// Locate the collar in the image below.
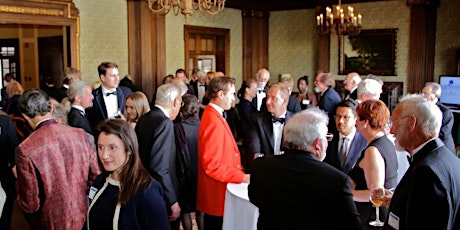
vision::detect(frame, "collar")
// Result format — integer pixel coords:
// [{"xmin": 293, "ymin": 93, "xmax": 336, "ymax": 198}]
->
[
  {"xmin": 209, "ymin": 103, "xmax": 224, "ymax": 117},
  {"xmin": 272, "ymin": 111, "xmax": 287, "ymax": 119},
  {"xmin": 101, "ymin": 86, "xmax": 117, "ymax": 95},
  {"xmin": 72, "ymin": 105, "xmax": 85, "ymax": 113},
  {"xmin": 35, "ymin": 118, "xmax": 57, "ymax": 130},
  {"xmin": 412, "ymin": 137, "xmax": 437, "ymax": 156},
  {"xmin": 339, "ymin": 127, "xmax": 356, "ymax": 140},
  {"xmin": 155, "ymin": 105, "xmax": 170, "ymax": 119}
]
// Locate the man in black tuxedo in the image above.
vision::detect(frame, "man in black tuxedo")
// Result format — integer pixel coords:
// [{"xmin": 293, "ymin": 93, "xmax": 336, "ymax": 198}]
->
[
  {"xmin": 343, "ymin": 72, "xmax": 361, "ymax": 100},
  {"xmin": 67, "ymin": 81, "xmax": 94, "ymax": 134},
  {"xmin": 324, "ymin": 100, "xmax": 367, "ymax": 174},
  {"xmin": 247, "ymin": 83, "xmax": 293, "ymax": 169},
  {"xmin": 384, "ymin": 94, "xmax": 460, "ymax": 229},
  {"xmin": 86, "ymin": 62, "xmax": 132, "ymax": 129},
  {"xmin": 252, "ymin": 68, "xmax": 270, "ymax": 111},
  {"xmin": 135, "ymin": 83, "xmax": 186, "ymax": 230},
  {"xmin": 0, "ymin": 114, "xmax": 19, "ymax": 229},
  {"xmin": 422, "ymin": 82, "xmax": 456, "ymax": 154},
  {"xmin": 315, "ymin": 72, "xmax": 341, "ymax": 133},
  {"xmin": 248, "ymin": 108, "xmax": 361, "ymax": 230},
  {"xmin": 191, "ymin": 70, "xmax": 207, "ymax": 117},
  {"xmin": 279, "ymin": 74, "xmax": 301, "ymax": 113}
]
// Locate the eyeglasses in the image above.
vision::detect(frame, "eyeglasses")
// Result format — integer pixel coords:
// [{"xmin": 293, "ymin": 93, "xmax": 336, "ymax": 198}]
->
[
  {"xmin": 389, "ymin": 116, "xmax": 410, "ymax": 129},
  {"xmin": 334, "ymin": 115, "xmax": 353, "ymax": 121},
  {"xmin": 325, "ymin": 133, "xmax": 333, "ymax": 141}
]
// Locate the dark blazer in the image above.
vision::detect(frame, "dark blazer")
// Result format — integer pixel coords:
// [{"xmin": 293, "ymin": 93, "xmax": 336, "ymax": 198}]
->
[
  {"xmin": 237, "ymin": 99, "xmax": 258, "ymax": 140},
  {"xmin": 248, "ymin": 149, "xmax": 361, "ymax": 230},
  {"xmin": 437, "ymin": 101, "xmax": 456, "ymax": 154},
  {"xmin": 252, "ymin": 85, "xmax": 268, "ymax": 110},
  {"xmin": 324, "ymin": 131, "xmax": 367, "ymax": 174},
  {"xmin": 385, "ymin": 138, "xmax": 460, "ymax": 230},
  {"xmin": 318, "ymin": 87, "xmax": 342, "ymax": 115},
  {"xmin": 86, "ymin": 85, "xmax": 132, "ymax": 128},
  {"xmin": 135, "ymin": 106, "xmax": 179, "ymax": 207},
  {"xmin": 246, "ymin": 110, "xmax": 293, "ymax": 158},
  {"xmin": 344, "ymin": 88, "xmax": 358, "ymax": 101},
  {"xmin": 67, "ymin": 107, "xmax": 93, "ymax": 135},
  {"xmin": 191, "ymin": 81, "xmax": 206, "ymax": 100},
  {"xmin": 287, "ymin": 95, "xmax": 301, "ymax": 113}
]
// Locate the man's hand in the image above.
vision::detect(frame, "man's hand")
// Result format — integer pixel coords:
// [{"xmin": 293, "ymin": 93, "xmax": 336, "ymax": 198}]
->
[
  {"xmin": 169, "ymin": 202, "xmax": 181, "ymax": 221},
  {"xmin": 243, "ymin": 174, "xmax": 251, "ymax": 183}
]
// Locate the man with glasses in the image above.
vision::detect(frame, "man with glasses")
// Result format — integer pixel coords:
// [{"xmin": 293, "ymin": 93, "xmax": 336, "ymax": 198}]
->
[
  {"xmin": 384, "ymin": 94, "xmax": 460, "ymax": 229},
  {"xmin": 249, "ymin": 108, "xmax": 361, "ymax": 229},
  {"xmin": 135, "ymin": 83, "xmax": 187, "ymax": 230},
  {"xmin": 324, "ymin": 100, "xmax": 367, "ymax": 174}
]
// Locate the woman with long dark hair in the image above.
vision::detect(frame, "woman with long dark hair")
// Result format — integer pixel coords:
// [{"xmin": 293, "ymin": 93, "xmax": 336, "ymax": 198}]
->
[{"xmin": 87, "ymin": 119, "xmax": 170, "ymax": 230}]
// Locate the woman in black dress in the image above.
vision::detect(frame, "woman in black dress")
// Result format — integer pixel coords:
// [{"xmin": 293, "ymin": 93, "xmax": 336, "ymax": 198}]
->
[{"xmin": 348, "ymin": 99, "xmax": 398, "ymax": 229}]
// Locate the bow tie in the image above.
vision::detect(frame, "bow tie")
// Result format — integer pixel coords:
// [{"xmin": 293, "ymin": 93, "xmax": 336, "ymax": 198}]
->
[
  {"xmin": 272, "ymin": 117, "xmax": 285, "ymax": 124},
  {"xmin": 106, "ymin": 91, "xmax": 117, "ymax": 96},
  {"xmin": 258, "ymin": 89, "xmax": 265, "ymax": 94},
  {"xmin": 199, "ymin": 84, "xmax": 206, "ymax": 87}
]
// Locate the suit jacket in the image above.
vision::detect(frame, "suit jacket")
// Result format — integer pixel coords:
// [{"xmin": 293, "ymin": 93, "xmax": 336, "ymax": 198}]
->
[
  {"xmin": 291, "ymin": 91, "xmax": 318, "ymax": 110},
  {"xmin": 191, "ymin": 81, "xmax": 206, "ymax": 100},
  {"xmin": 287, "ymin": 95, "xmax": 301, "ymax": 113},
  {"xmin": 15, "ymin": 120, "xmax": 100, "ymax": 229},
  {"xmin": 196, "ymin": 105, "xmax": 245, "ymax": 216},
  {"xmin": 248, "ymin": 149, "xmax": 361, "ymax": 230},
  {"xmin": 344, "ymin": 88, "xmax": 358, "ymax": 101},
  {"xmin": 67, "ymin": 107, "xmax": 93, "ymax": 135},
  {"xmin": 324, "ymin": 131, "xmax": 367, "ymax": 174},
  {"xmin": 318, "ymin": 87, "xmax": 342, "ymax": 115},
  {"xmin": 0, "ymin": 115, "xmax": 19, "ymax": 194},
  {"xmin": 87, "ymin": 86, "xmax": 132, "ymax": 128},
  {"xmin": 252, "ymin": 86, "xmax": 268, "ymax": 110},
  {"xmin": 246, "ymin": 110, "xmax": 293, "ymax": 165},
  {"xmin": 385, "ymin": 138, "xmax": 460, "ymax": 230},
  {"xmin": 437, "ymin": 101, "xmax": 456, "ymax": 154},
  {"xmin": 135, "ymin": 107, "xmax": 179, "ymax": 207}
]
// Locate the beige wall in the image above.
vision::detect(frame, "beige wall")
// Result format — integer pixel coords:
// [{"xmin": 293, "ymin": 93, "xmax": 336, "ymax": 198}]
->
[
  {"xmin": 165, "ymin": 8, "xmax": 243, "ymax": 87},
  {"xmin": 269, "ymin": 9, "xmax": 318, "ymax": 86},
  {"xmin": 435, "ymin": 0, "xmax": 460, "ymax": 80},
  {"xmin": 74, "ymin": 0, "xmax": 128, "ymax": 84}
]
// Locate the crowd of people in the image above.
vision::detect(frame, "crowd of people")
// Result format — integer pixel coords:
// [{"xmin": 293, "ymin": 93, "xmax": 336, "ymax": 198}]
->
[{"xmin": 1, "ymin": 63, "xmax": 460, "ymax": 230}]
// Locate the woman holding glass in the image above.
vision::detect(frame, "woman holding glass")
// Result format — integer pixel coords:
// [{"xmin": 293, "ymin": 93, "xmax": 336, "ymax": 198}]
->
[
  {"xmin": 348, "ymin": 99, "xmax": 398, "ymax": 229},
  {"xmin": 87, "ymin": 119, "xmax": 170, "ymax": 230}
]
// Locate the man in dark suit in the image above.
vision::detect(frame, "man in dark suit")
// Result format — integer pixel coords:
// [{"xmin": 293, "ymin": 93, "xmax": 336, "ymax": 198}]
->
[
  {"xmin": 422, "ymin": 82, "xmax": 456, "ymax": 154},
  {"xmin": 247, "ymin": 83, "xmax": 293, "ymax": 166},
  {"xmin": 279, "ymin": 74, "xmax": 301, "ymax": 113},
  {"xmin": 191, "ymin": 70, "xmax": 207, "ymax": 117},
  {"xmin": 315, "ymin": 72, "xmax": 341, "ymax": 132},
  {"xmin": 324, "ymin": 100, "xmax": 367, "ymax": 174},
  {"xmin": 86, "ymin": 62, "xmax": 132, "ymax": 129},
  {"xmin": 175, "ymin": 68, "xmax": 194, "ymax": 95},
  {"xmin": 248, "ymin": 108, "xmax": 361, "ymax": 230},
  {"xmin": 135, "ymin": 83, "xmax": 186, "ymax": 230},
  {"xmin": 0, "ymin": 114, "xmax": 19, "ymax": 229},
  {"xmin": 343, "ymin": 72, "xmax": 361, "ymax": 100},
  {"xmin": 384, "ymin": 94, "xmax": 460, "ymax": 229},
  {"xmin": 67, "ymin": 81, "xmax": 94, "ymax": 134},
  {"xmin": 252, "ymin": 68, "xmax": 270, "ymax": 111}
]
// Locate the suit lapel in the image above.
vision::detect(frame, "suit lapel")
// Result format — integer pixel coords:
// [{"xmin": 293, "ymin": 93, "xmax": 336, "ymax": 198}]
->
[
  {"xmin": 208, "ymin": 106, "xmax": 236, "ymax": 149},
  {"xmin": 116, "ymin": 87, "xmax": 124, "ymax": 113},
  {"xmin": 94, "ymin": 87, "xmax": 108, "ymax": 118},
  {"xmin": 262, "ymin": 113, "xmax": 275, "ymax": 150}
]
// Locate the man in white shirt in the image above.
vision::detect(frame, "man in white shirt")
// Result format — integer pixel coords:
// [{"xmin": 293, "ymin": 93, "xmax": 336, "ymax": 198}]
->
[{"xmin": 252, "ymin": 68, "xmax": 270, "ymax": 111}]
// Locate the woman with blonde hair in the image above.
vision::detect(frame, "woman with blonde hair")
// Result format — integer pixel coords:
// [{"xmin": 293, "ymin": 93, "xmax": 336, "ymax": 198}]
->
[
  {"xmin": 124, "ymin": 92, "xmax": 150, "ymax": 128},
  {"xmin": 6, "ymin": 81, "xmax": 24, "ymax": 116}
]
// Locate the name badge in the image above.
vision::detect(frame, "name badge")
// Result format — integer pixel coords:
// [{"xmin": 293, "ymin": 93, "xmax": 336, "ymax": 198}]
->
[
  {"xmin": 88, "ymin": 187, "xmax": 98, "ymax": 200},
  {"xmin": 302, "ymin": 99, "xmax": 310, "ymax": 105},
  {"xmin": 388, "ymin": 211, "xmax": 400, "ymax": 229}
]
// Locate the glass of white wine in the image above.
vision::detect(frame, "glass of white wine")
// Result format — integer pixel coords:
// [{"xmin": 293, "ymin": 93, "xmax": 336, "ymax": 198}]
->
[{"xmin": 369, "ymin": 184, "xmax": 385, "ymax": 227}]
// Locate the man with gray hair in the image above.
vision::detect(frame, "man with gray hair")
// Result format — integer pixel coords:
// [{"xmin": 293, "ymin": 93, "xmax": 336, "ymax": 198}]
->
[
  {"xmin": 67, "ymin": 80, "xmax": 94, "ymax": 134},
  {"xmin": 248, "ymin": 108, "xmax": 361, "ymax": 229},
  {"xmin": 384, "ymin": 94, "xmax": 460, "ymax": 229},
  {"xmin": 135, "ymin": 83, "xmax": 186, "ymax": 230},
  {"xmin": 343, "ymin": 72, "xmax": 361, "ymax": 100},
  {"xmin": 422, "ymin": 82, "xmax": 456, "ymax": 154},
  {"xmin": 356, "ymin": 78, "xmax": 383, "ymax": 102},
  {"xmin": 15, "ymin": 89, "xmax": 100, "ymax": 229},
  {"xmin": 253, "ymin": 68, "xmax": 270, "ymax": 111}
]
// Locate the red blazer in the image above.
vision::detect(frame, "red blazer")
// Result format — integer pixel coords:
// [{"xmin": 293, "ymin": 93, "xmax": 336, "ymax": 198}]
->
[{"xmin": 197, "ymin": 105, "xmax": 245, "ymax": 216}]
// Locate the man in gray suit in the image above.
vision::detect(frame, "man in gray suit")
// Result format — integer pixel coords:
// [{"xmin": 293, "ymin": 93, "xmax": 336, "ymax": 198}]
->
[{"xmin": 384, "ymin": 94, "xmax": 460, "ymax": 229}]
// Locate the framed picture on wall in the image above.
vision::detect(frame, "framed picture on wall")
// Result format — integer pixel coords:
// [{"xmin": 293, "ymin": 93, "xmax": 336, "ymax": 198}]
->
[
  {"xmin": 339, "ymin": 29, "xmax": 397, "ymax": 76},
  {"xmin": 197, "ymin": 55, "xmax": 216, "ymax": 73}
]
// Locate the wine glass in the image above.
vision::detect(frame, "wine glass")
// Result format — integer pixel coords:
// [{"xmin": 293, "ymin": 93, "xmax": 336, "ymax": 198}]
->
[{"xmin": 369, "ymin": 184, "xmax": 385, "ymax": 227}]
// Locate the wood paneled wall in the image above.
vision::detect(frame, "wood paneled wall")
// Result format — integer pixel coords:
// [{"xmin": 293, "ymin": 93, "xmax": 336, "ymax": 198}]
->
[{"xmin": 242, "ymin": 9, "xmax": 269, "ymax": 80}]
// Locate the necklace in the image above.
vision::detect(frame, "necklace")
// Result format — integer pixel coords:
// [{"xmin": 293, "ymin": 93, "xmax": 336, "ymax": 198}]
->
[{"xmin": 368, "ymin": 131, "xmax": 384, "ymax": 144}]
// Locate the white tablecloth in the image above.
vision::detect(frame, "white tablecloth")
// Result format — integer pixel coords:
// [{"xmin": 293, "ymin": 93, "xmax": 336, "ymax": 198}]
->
[{"xmin": 222, "ymin": 182, "xmax": 259, "ymax": 230}]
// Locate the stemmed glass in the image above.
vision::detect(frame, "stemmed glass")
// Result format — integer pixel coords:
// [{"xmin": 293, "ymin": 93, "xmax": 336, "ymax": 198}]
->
[{"xmin": 369, "ymin": 184, "xmax": 385, "ymax": 227}]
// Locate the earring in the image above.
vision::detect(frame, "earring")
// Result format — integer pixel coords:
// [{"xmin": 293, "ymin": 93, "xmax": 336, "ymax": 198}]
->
[{"xmin": 364, "ymin": 124, "xmax": 367, "ymax": 128}]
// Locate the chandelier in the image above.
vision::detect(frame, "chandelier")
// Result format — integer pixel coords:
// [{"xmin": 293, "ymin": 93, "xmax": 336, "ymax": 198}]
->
[
  {"xmin": 146, "ymin": 0, "xmax": 225, "ymax": 23},
  {"xmin": 316, "ymin": 0, "xmax": 362, "ymax": 36}
]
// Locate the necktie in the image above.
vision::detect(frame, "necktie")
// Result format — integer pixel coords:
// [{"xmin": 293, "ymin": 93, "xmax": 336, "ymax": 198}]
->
[
  {"xmin": 106, "ymin": 91, "xmax": 117, "ymax": 96},
  {"xmin": 222, "ymin": 111, "xmax": 227, "ymax": 120},
  {"xmin": 272, "ymin": 117, "xmax": 285, "ymax": 124},
  {"xmin": 339, "ymin": 137, "xmax": 349, "ymax": 167}
]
